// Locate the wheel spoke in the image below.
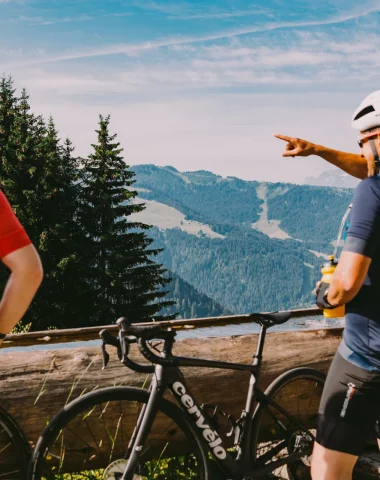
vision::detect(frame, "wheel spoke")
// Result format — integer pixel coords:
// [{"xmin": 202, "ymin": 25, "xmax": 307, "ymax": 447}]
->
[
  {"xmin": 253, "ymin": 371, "xmax": 325, "ymax": 480},
  {"xmin": 31, "ymin": 389, "xmax": 206, "ymax": 479},
  {"xmin": 0, "ymin": 412, "xmax": 28, "ymax": 479}
]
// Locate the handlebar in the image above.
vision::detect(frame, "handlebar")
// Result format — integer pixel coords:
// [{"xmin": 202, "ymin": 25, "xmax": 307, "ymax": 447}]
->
[
  {"xmin": 99, "ymin": 327, "xmax": 155, "ymax": 374},
  {"xmin": 116, "ymin": 317, "xmax": 178, "ymax": 367},
  {"xmin": 116, "ymin": 317, "xmax": 172, "ymax": 341},
  {"xmin": 100, "ymin": 317, "xmax": 179, "ymax": 372}
]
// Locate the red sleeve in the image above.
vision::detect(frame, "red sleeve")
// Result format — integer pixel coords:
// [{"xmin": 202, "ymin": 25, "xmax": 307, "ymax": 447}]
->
[{"xmin": 0, "ymin": 191, "xmax": 32, "ymax": 258}]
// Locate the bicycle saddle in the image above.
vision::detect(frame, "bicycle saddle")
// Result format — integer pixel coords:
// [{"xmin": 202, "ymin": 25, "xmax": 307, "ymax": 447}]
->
[{"xmin": 258, "ymin": 311, "xmax": 291, "ymax": 325}]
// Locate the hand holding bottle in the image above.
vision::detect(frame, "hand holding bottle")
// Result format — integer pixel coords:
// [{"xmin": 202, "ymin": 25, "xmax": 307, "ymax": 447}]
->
[{"xmin": 316, "ymin": 256, "xmax": 345, "ymax": 318}]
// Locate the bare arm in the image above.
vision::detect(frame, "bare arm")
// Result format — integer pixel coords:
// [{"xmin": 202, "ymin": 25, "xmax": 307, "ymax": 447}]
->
[
  {"xmin": 327, "ymin": 251, "xmax": 371, "ymax": 306},
  {"xmin": 314, "ymin": 145, "xmax": 367, "ymax": 180},
  {"xmin": 0, "ymin": 244, "xmax": 43, "ymax": 339},
  {"xmin": 275, "ymin": 134, "xmax": 368, "ymax": 180}
]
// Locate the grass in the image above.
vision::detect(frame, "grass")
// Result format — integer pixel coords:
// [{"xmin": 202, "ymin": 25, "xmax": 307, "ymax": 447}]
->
[{"xmin": 44, "ymin": 453, "xmax": 202, "ymax": 479}]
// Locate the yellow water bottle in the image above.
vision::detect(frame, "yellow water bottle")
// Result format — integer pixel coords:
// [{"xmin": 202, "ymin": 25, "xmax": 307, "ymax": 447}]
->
[{"xmin": 320, "ymin": 255, "xmax": 345, "ymax": 318}]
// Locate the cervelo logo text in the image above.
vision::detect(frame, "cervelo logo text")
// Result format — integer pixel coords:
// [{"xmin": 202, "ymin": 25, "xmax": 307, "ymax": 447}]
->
[{"xmin": 173, "ymin": 381, "xmax": 227, "ymax": 460}]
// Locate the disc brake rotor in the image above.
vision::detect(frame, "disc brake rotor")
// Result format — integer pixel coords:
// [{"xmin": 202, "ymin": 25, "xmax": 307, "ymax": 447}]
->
[{"xmin": 103, "ymin": 459, "xmax": 143, "ymax": 480}]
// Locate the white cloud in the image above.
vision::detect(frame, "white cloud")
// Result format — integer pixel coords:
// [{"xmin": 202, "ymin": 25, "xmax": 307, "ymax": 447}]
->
[
  {"xmin": 131, "ymin": 0, "xmax": 186, "ymax": 15},
  {"xmin": 2, "ymin": 13, "xmax": 94, "ymax": 25},
  {"xmin": 9, "ymin": 31, "xmax": 380, "ymax": 98},
  {"xmin": 6, "ymin": 4, "xmax": 380, "ymax": 67},
  {"xmin": 25, "ymin": 72, "xmax": 138, "ymax": 94},
  {"xmin": 168, "ymin": 8, "xmax": 272, "ymax": 20}
]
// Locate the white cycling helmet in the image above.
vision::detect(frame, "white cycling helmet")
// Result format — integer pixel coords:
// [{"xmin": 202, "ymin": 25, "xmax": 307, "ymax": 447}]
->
[{"xmin": 352, "ymin": 90, "xmax": 380, "ymax": 131}]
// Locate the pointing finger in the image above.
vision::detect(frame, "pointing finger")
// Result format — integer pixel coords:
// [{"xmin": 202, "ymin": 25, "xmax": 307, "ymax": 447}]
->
[{"xmin": 274, "ymin": 134, "xmax": 294, "ymax": 142}]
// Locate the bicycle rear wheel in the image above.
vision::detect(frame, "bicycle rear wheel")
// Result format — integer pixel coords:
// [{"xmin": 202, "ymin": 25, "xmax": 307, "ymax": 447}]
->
[
  {"xmin": 0, "ymin": 405, "xmax": 29, "ymax": 479},
  {"xmin": 251, "ymin": 367, "xmax": 325, "ymax": 480},
  {"xmin": 28, "ymin": 386, "xmax": 209, "ymax": 480}
]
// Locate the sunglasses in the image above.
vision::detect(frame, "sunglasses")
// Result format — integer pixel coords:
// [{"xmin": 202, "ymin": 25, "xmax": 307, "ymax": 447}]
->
[{"xmin": 357, "ymin": 128, "xmax": 380, "ymax": 148}]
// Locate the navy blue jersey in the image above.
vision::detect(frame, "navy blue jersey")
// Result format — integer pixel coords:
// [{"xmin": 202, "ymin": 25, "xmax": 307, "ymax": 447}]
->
[{"xmin": 342, "ymin": 176, "xmax": 380, "ymax": 369}]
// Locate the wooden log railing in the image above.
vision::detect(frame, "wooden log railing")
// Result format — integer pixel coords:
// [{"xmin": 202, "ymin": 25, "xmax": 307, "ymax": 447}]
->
[{"xmin": 1, "ymin": 307, "xmax": 324, "ymax": 349}]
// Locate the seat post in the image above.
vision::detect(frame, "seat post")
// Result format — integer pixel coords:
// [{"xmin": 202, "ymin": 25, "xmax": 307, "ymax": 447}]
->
[
  {"xmin": 252, "ymin": 322, "xmax": 268, "ymax": 367},
  {"xmin": 244, "ymin": 322, "xmax": 268, "ymax": 415}
]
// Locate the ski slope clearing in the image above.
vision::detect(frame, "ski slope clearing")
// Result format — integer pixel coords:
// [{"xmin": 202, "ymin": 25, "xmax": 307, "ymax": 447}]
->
[{"xmin": 130, "ymin": 199, "xmax": 225, "ymax": 239}]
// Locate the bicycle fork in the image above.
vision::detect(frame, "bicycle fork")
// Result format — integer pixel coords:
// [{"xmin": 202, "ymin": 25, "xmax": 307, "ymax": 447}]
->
[{"xmin": 121, "ymin": 368, "xmax": 165, "ymax": 480}]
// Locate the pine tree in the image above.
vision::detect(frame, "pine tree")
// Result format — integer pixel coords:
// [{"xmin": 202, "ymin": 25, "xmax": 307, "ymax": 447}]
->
[
  {"xmin": 25, "ymin": 118, "xmax": 85, "ymax": 328},
  {"xmin": 2, "ymin": 88, "xmax": 46, "ymax": 237},
  {"xmin": 0, "ymin": 77, "xmax": 17, "ymax": 160},
  {"xmin": 80, "ymin": 115, "xmax": 174, "ymax": 324},
  {"xmin": 0, "ymin": 78, "xmax": 20, "ymax": 293},
  {"xmin": 0, "ymin": 82, "xmax": 43, "ymax": 253}
]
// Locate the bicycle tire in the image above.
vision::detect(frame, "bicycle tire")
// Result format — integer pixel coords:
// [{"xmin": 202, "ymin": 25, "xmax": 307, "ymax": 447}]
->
[
  {"xmin": 28, "ymin": 386, "xmax": 210, "ymax": 480},
  {"xmin": 251, "ymin": 367, "xmax": 326, "ymax": 480},
  {"xmin": 0, "ymin": 405, "xmax": 30, "ymax": 479}
]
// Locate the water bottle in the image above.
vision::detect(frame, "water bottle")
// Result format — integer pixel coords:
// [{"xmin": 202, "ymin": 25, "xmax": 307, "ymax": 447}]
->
[{"xmin": 320, "ymin": 255, "xmax": 345, "ymax": 318}]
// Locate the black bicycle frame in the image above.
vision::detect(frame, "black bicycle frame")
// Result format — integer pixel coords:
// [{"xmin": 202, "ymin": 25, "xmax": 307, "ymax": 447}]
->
[{"xmin": 121, "ymin": 324, "xmax": 314, "ymax": 480}]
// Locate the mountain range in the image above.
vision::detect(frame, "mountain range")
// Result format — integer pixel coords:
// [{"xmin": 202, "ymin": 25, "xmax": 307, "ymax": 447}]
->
[
  {"xmin": 305, "ymin": 168, "xmax": 360, "ymax": 188},
  {"xmin": 130, "ymin": 165, "xmax": 355, "ymax": 317}
]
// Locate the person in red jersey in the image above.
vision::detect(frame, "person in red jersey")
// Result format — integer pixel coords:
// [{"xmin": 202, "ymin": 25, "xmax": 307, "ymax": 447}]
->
[{"xmin": 0, "ymin": 191, "xmax": 43, "ymax": 346}]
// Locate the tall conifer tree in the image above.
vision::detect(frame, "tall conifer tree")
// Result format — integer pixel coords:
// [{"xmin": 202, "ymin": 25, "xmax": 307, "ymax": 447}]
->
[
  {"xmin": 0, "ymin": 77, "xmax": 17, "ymax": 158},
  {"xmin": 29, "ymin": 118, "xmax": 87, "ymax": 328},
  {"xmin": 80, "ymin": 115, "xmax": 174, "ymax": 324}
]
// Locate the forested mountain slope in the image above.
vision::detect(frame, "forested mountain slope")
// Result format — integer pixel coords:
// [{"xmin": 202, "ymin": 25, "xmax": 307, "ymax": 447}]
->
[
  {"xmin": 131, "ymin": 165, "xmax": 355, "ymax": 314},
  {"xmin": 162, "ymin": 271, "xmax": 231, "ymax": 319}
]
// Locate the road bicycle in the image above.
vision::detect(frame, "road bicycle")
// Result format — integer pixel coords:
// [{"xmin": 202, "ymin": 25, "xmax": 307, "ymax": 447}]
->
[
  {"xmin": 0, "ymin": 404, "xmax": 30, "ymax": 478},
  {"xmin": 28, "ymin": 312, "xmax": 325, "ymax": 479}
]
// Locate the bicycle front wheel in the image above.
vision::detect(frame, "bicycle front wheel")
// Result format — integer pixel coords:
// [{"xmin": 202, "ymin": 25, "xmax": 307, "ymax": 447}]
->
[
  {"xmin": 28, "ymin": 386, "xmax": 209, "ymax": 480},
  {"xmin": 251, "ymin": 367, "xmax": 325, "ymax": 480},
  {"xmin": 0, "ymin": 405, "xmax": 30, "ymax": 479}
]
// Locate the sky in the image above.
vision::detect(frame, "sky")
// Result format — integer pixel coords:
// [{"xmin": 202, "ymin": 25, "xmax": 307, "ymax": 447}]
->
[{"xmin": 1, "ymin": 0, "xmax": 380, "ymax": 183}]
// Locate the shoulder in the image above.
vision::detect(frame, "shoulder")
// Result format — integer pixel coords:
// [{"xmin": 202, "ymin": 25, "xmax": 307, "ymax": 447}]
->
[
  {"xmin": 345, "ymin": 177, "xmax": 380, "ymax": 255},
  {"xmin": 354, "ymin": 176, "xmax": 380, "ymax": 203}
]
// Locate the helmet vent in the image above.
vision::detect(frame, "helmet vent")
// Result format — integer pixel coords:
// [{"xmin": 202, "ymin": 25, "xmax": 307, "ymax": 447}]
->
[{"xmin": 354, "ymin": 105, "xmax": 375, "ymax": 120}]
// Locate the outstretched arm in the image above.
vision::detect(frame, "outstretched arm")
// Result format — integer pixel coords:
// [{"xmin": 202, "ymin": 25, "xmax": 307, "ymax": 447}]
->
[{"xmin": 275, "ymin": 134, "xmax": 367, "ymax": 180}]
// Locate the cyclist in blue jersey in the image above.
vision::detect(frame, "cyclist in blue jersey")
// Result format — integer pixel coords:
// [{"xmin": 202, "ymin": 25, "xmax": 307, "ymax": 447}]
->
[{"xmin": 276, "ymin": 90, "xmax": 380, "ymax": 479}]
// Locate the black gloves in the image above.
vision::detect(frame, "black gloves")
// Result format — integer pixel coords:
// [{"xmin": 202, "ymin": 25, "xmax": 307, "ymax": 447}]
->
[{"xmin": 316, "ymin": 281, "xmax": 336, "ymax": 310}]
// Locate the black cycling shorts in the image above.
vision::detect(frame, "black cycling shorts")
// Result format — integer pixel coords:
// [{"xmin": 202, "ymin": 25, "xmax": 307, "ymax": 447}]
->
[{"xmin": 317, "ymin": 351, "xmax": 380, "ymax": 456}]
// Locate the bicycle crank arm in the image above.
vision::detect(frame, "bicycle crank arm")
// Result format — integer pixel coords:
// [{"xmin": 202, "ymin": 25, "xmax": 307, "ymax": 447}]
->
[
  {"xmin": 250, "ymin": 447, "xmax": 312, "ymax": 477},
  {"xmin": 255, "ymin": 439, "xmax": 287, "ymax": 465}
]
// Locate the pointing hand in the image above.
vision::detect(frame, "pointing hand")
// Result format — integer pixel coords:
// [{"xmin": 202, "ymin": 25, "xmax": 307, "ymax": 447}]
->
[{"xmin": 274, "ymin": 134, "xmax": 316, "ymax": 158}]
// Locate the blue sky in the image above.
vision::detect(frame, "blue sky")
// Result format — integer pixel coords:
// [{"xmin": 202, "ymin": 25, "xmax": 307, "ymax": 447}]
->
[{"xmin": 1, "ymin": 0, "xmax": 380, "ymax": 183}]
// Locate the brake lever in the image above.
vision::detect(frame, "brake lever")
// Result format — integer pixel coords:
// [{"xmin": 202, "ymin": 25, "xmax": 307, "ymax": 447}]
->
[
  {"xmin": 101, "ymin": 342, "xmax": 110, "ymax": 370},
  {"xmin": 118, "ymin": 332, "xmax": 131, "ymax": 363}
]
